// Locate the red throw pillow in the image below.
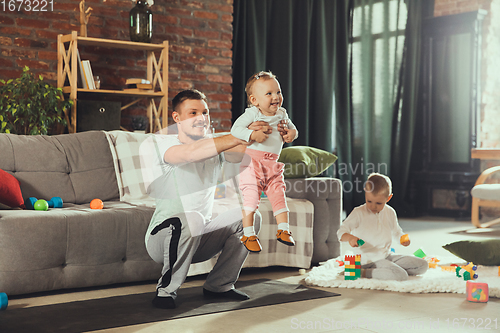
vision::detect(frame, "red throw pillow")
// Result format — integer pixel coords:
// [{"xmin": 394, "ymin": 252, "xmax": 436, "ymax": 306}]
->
[{"xmin": 0, "ymin": 169, "xmax": 24, "ymax": 208}]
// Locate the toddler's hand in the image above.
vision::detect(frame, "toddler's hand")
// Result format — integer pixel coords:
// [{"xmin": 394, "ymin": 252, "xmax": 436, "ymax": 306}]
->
[
  {"xmin": 348, "ymin": 237, "xmax": 361, "ymax": 248},
  {"xmin": 400, "ymin": 234, "xmax": 410, "ymax": 247},
  {"xmin": 251, "ymin": 130, "xmax": 268, "ymax": 143},
  {"xmin": 282, "ymin": 128, "xmax": 297, "ymax": 143}
]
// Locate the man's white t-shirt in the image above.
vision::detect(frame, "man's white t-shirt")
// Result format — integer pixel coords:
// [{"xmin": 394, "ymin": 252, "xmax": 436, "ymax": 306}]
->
[{"xmin": 143, "ymin": 135, "xmax": 224, "ymax": 243}]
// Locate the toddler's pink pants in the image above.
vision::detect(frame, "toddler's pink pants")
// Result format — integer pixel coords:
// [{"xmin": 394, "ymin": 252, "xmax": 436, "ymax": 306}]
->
[{"xmin": 239, "ymin": 148, "xmax": 288, "ymax": 216}]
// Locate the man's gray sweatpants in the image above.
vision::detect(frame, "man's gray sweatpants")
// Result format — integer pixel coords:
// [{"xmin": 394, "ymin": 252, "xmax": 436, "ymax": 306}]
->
[{"xmin": 146, "ymin": 207, "xmax": 261, "ymax": 299}]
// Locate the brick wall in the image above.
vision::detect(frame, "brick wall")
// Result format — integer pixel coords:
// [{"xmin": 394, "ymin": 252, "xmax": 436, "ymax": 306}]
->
[
  {"xmin": 434, "ymin": 0, "xmax": 491, "ymax": 16},
  {"xmin": 0, "ymin": 0, "xmax": 233, "ymax": 131}
]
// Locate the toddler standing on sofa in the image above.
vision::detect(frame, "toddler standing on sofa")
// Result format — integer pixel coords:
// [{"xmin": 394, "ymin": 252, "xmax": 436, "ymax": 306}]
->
[
  {"xmin": 231, "ymin": 71, "xmax": 298, "ymax": 253},
  {"xmin": 338, "ymin": 173, "xmax": 428, "ymax": 281}
]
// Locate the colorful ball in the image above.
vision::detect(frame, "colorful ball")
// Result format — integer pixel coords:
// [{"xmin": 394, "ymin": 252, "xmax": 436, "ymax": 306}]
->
[
  {"xmin": 90, "ymin": 199, "xmax": 103, "ymax": 210},
  {"xmin": 34, "ymin": 199, "xmax": 49, "ymax": 211}
]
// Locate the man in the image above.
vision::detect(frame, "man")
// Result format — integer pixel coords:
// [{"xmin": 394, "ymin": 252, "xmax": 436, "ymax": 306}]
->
[{"xmin": 143, "ymin": 89, "xmax": 278, "ymax": 309}]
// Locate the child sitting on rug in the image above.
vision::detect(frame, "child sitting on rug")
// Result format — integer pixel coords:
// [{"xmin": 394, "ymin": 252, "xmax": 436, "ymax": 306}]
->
[
  {"xmin": 338, "ymin": 173, "xmax": 428, "ymax": 281},
  {"xmin": 231, "ymin": 71, "xmax": 298, "ymax": 253}
]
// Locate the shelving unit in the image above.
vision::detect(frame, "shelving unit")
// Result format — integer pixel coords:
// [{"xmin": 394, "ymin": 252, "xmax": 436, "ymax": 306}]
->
[{"xmin": 57, "ymin": 31, "xmax": 168, "ymax": 133}]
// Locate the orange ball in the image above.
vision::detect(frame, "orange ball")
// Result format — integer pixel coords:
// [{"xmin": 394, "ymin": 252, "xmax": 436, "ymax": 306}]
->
[{"xmin": 90, "ymin": 198, "xmax": 103, "ymax": 210}]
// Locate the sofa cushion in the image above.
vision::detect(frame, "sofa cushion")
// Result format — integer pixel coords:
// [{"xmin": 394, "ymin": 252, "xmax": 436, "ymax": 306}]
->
[
  {"xmin": 0, "ymin": 169, "xmax": 24, "ymax": 208},
  {"xmin": 0, "ymin": 201, "xmax": 161, "ymax": 295},
  {"xmin": 470, "ymin": 184, "xmax": 500, "ymax": 200},
  {"xmin": 443, "ymin": 239, "xmax": 500, "ymax": 266},
  {"xmin": 0, "ymin": 132, "xmax": 119, "ymax": 204},
  {"xmin": 105, "ymin": 131, "xmax": 154, "ymax": 202},
  {"xmin": 278, "ymin": 146, "xmax": 337, "ymax": 178}
]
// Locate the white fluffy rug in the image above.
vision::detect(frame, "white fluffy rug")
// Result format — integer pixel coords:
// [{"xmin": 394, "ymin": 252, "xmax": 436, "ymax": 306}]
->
[{"xmin": 305, "ymin": 256, "xmax": 500, "ymax": 298}]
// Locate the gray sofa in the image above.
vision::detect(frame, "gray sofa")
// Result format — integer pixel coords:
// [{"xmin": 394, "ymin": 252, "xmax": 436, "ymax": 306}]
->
[{"xmin": 0, "ymin": 131, "xmax": 341, "ymax": 296}]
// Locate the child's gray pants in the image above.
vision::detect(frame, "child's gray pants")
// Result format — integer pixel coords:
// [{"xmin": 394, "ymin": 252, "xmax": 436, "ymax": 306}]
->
[
  {"xmin": 362, "ymin": 254, "xmax": 428, "ymax": 281},
  {"xmin": 146, "ymin": 207, "xmax": 261, "ymax": 299}
]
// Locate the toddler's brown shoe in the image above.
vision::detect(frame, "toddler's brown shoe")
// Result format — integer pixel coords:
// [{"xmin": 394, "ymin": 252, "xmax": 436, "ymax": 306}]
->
[
  {"xmin": 241, "ymin": 235, "xmax": 262, "ymax": 253},
  {"xmin": 277, "ymin": 230, "xmax": 295, "ymax": 246}
]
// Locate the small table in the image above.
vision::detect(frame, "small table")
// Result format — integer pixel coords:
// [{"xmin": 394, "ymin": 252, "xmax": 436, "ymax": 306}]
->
[{"xmin": 471, "ymin": 148, "xmax": 500, "ymax": 160}]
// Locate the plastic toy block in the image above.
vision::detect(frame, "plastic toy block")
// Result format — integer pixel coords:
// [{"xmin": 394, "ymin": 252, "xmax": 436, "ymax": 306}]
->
[
  {"xmin": 400, "ymin": 234, "xmax": 409, "ymax": 244},
  {"xmin": 441, "ymin": 265, "xmax": 457, "ymax": 272},
  {"xmin": 466, "ymin": 281, "xmax": 488, "ymax": 302},
  {"xmin": 426, "ymin": 257, "xmax": 440, "ymax": 268},
  {"xmin": 344, "ymin": 255, "xmax": 355, "ymax": 264},
  {"xmin": 413, "ymin": 248, "xmax": 426, "ymax": 258},
  {"xmin": 344, "ymin": 254, "xmax": 362, "ymax": 280},
  {"xmin": 456, "ymin": 262, "xmax": 478, "ymax": 281},
  {"xmin": 357, "ymin": 239, "xmax": 365, "ymax": 246}
]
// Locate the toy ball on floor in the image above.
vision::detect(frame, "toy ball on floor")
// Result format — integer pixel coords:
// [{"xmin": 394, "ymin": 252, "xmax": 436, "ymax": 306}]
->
[
  {"xmin": 90, "ymin": 199, "xmax": 103, "ymax": 210},
  {"xmin": 34, "ymin": 199, "xmax": 49, "ymax": 211},
  {"xmin": 0, "ymin": 292, "xmax": 8, "ymax": 310}
]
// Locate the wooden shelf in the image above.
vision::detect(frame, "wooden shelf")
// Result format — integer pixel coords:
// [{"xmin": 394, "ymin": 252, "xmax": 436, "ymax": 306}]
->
[
  {"xmin": 57, "ymin": 31, "xmax": 169, "ymax": 133},
  {"xmin": 77, "ymin": 36, "xmax": 165, "ymax": 51},
  {"xmin": 63, "ymin": 87, "xmax": 164, "ymax": 97}
]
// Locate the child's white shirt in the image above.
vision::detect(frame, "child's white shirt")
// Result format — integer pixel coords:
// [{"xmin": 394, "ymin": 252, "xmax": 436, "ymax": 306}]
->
[
  {"xmin": 337, "ymin": 204, "xmax": 405, "ymax": 265},
  {"xmin": 231, "ymin": 106, "xmax": 297, "ymax": 155}
]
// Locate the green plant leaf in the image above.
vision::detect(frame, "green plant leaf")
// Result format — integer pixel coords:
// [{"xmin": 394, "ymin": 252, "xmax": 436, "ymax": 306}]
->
[{"xmin": 0, "ymin": 66, "xmax": 71, "ymax": 135}]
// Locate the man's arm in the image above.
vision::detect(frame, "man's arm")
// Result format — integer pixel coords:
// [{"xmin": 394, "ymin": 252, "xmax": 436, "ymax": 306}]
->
[{"xmin": 164, "ymin": 134, "xmax": 248, "ymax": 165}]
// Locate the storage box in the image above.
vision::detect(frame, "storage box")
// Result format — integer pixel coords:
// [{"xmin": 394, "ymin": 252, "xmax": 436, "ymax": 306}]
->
[{"xmin": 77, "ymin": 100, "xmax": 121, "ymax": 132}]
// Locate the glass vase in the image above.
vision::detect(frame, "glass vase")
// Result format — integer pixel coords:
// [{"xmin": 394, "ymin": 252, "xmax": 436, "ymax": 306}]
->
[{"xmin": 129, "ymin": 1, "xmax": 152, "ymax": 43}]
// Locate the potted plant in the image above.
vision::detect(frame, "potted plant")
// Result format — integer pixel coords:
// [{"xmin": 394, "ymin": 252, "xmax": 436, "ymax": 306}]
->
[
  {"xmin": 0, "ymin": 66, "xmax": 72, "ymax": 135},
  {"xmin": 130, "ymin": 115, "xmax": 148, "ymax": 133}
]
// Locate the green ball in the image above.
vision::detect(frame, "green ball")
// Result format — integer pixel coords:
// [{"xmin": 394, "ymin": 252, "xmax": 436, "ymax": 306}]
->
[{"xmin": 34, "ymin": 199, "xmax": 49, "ymax": 211}]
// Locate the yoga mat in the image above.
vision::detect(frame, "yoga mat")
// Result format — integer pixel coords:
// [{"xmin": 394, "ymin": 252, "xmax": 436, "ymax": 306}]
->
[{"xmin": 0, "ymin": 279, "xmax": 340, "ymax": 332}]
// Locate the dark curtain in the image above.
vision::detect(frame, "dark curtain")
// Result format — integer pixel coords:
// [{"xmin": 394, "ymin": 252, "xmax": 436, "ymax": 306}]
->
[
  {"xmin": 390, "ymin": 0, "xmax": 434, "ymax": 215},
  {"xmin": 232, "ymin": 0, "xmax": 433, "ymax": 216},
  {"xmin": 343, "ymin": 0, "xmax": 433, "ymax": 213},
  {"xmin": 232, "ymin": 0, "xmax": 353, "ymax": 163}
]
